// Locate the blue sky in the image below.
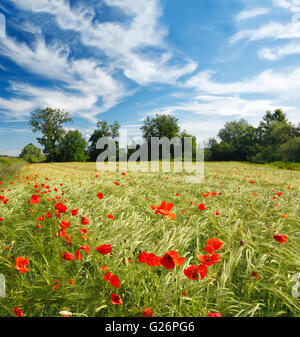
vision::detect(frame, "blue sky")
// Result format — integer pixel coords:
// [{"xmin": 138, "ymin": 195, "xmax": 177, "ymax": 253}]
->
[{"xmin": 0, "ymin": 0, "xmax": 300, "ymax": 156}]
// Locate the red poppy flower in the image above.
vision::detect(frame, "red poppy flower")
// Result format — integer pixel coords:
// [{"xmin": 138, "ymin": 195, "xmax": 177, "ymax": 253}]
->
[
  {"xmin": 81, "ymin": 216, "xmax": 89, "ymax": 225},
  {"xmin": 197, "ymin": 253, "xmax": 221, "ymax": 266},
  {"xmin": 184, "ymin": 264, "xmax": 207, "ymax": 280},
  {"xmin": 198, "ymin": 204, "xmax": 207, "ymax": 211},
  {"xmin": 208, "ymin": 312, "xmax": 221, "ymax": 317},
  {"xmin": 97, "ymin": 193, "xmax": 104, "ymax": 199},
  {"xmin": 96, "ymin": 244, "xmax": 112, "ymax": 255},
  {"xmin": 55, "ymin": 202, "xmax": 67, "ymax": 213},
  {"xmin": 79, "ymin": 245, "xmax": 90, "ymax": 253},
  {"xmin": 142, "ymin": 309, "xmax": 154, "ymax": 317},
  {"xmin": 104, "ymin": 272, "xmax": 120, "ymax": 288},
  {"xmin": 160, "ymin": 251, "xmax": 185, "ymax": 269},
  {"xmin": 204, "ymin": 238, "xmax": 224, "ymax": 254},
  {"xmin": 151, "ymin": 201, "xmax": 176, "ymax": 220},
  {"xmin": 0, "ymin": 217, "xmax": 3, "ymax": 221},
  {"xmin": 138, "ymin": 252, "xmax": 162, "ymax": 267},
  {"xmin": 14, "ymin": 257, "xmax": 30, "ymax": 273},
  {"xmin": 252, "ymin": 272, "xmax": 259, "ymax": 279},
  {"xmin": 45, "ymin": 212, "xmax": 52, "ymax": 218},
  {"xmin": 28, "ymin": 194, "xmax": 41, "ymax": 204},
  {"xmin": 216, "ymin": 211, "xmax": 220, "ymax": 216},
  {"xmin": 61, "ymin": 252, "xmax": 75, "ymax": 261},
  {"xmin": 75, "ymin": 249, "xmax": 82, "ymax": 260},
  {"xmin": 273, "ymin": 234, "xmax": 288, "ymax": 244},
  {"xmin": 51, "ymin": 279, "xmax": 61, "ymax": 291},
  {"xmin": 60, "ymin": 219, "xmax": 70, "ymax": 230},
  {"xmin": 80, "ymin": 228, "xmax": 87, "ymax": 234},
  {"xmin": 107, "ymin": 214, "xmax": 114, "ymax": 219},
  {"xmin": 113, "ymin": 182, "xmax": 120, "ymax": 186},
  {"xmin": 69, "ymin": 279, "xmax": 74, "ymax": 285},
  {"xmin": 70, "ymin": 208, "xmax": 79, "ymax": 216},
  {"xmin": 13, "ymin": 307, "xmax": 24, "ymax": 317},
  {"xmin": 111, "ymin": 293, "xmax": 122, "ymax": 305}
]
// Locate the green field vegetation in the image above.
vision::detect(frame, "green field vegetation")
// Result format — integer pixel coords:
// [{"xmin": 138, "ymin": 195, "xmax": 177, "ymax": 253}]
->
[
  {"xmin": 0, "ymin": 157, "xmax": 26, "ymax": 182},
  {"xmin": 0, "ymin": 162, "xmax": 299, "ymax": 317},
  {"xmin": 268, "ymin": 162, "xmax": 300, "ymax": 171}
]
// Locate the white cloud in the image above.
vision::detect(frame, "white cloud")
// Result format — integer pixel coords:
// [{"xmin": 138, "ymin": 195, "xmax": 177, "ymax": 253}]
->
[
  {"xmin": 235, "ymin": 8, "xmax": 270, "ymax": 21},
  {"xmin": 10, "ymin": 0, "xmax": 196, "ymax": 85},
  {"xmin": 258, "ymin": 41, "xmax": 300, "ymax": 60},
  {"xmin": 0, "ymin": 0, "xmax": 197, "ymax": 121},
  {"xmin": 184, "ymin": 67, "xmax": 300, "ymax": 100},
  {"xmin": 0, "ymin": 36, "xmax": 71, "ymax": 81},
  {"xmin": 273, "ymin": 0, "xmax": 300, "ymax": 13},
  {"xmin": 230, "ymin": 21, "xmax": 300, "ymax": 43}
]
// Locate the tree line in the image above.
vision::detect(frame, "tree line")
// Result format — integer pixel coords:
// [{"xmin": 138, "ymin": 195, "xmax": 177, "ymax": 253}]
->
[
  {"xmin": 206, "ymin": 109, "xmax": 300, "ymax": 163},
  {"xmin": 20, "ymin": 107, "xmax": 300, "ymax": 164}
]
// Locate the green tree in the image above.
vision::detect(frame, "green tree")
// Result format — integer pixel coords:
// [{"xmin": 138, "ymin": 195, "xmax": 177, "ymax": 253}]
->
[
  {"xmin": 141, "ymin": 114, "xmax": 180, "ymax": 142},
  {"xmin": 216, "ymin": 119, "xmax": 259, "ymax": 161},
  {"xmin": 57, "ymin": 130, "xmax": 88, "ymax": 162},
  {"xmin": 29, "ymin": 108, "xmax": 72, "ymax": 162},
  {"xmin": 20, "ymin": 143, "xmax": 42, "ymax": 163},
  {"xmin": 88, "ymin": 121, "xmax": 120, "ymax": 161},
  {"xmin": 276, "ymin": 137, "xmax": 300, "ymax": 162}
]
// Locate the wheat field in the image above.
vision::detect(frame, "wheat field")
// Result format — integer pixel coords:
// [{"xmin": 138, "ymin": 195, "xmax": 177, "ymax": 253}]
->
[{"xmin": 0, "ymin": 162, "xmax": 299, "ymax": 317}]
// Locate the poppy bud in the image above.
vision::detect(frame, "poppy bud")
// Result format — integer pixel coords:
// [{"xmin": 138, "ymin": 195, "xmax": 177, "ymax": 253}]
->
[{"xmin": 240, "ymin": 240, "xmax": 245, "ymax": 246}]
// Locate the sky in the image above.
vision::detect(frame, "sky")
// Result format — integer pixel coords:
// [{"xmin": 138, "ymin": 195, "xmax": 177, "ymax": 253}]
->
[{"xmin": 0, "ymin": 0, "xmax": 300, "ymax": 156}]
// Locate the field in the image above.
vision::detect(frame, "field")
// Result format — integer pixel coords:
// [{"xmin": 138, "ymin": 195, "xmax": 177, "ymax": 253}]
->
[
  {"xmin": 0, "ymin": 157, "xmax": 26, "ymax": 182},
  {"xmin": 0, "ymin": 161, "xmax": 299, "ymax": 317}
]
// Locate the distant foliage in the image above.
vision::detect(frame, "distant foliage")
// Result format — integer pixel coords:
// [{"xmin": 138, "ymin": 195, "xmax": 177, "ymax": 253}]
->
[
  {"xmin": 207, "ymin": 109, "xmax": 300, "ymax": 163},
  {"xmin": 57, "ymin": 130, "xmax": 88, "ymax": 162},
  {"xmin": 20, "ymin": 143, "xmax": 42, "ymax": 163}
]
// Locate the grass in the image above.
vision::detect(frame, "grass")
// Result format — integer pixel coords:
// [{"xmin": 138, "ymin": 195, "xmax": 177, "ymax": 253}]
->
[
  {"xmin": 0, "ymin": 161, "xmax": 299, "ymax": 317},
  {"xmin": 0, "ymin": 157, "xmax": 26, "ymax": 183},
  {"xmin": 268, "ymin": 162, "xmax": 300, "ymax": 171}
]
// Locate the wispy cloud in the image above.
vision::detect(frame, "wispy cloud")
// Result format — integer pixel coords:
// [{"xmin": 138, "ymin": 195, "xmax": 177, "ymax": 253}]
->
[
  {"xmin": 259, "ymin": 41, "xmax": 300, "ymax": 60},
  {"xmin": 0, "ymin": 0, "xmax": 197, "ymax": 121},
  {"xmin": 235, "ymin": 8, "xmax": 270, "ymax": 21},
  {"xmin": 230, "ymin": 21, "xmax": 300, "ymax": 43},
  {"xmin": 272, "ymin": 0, "xmax": 300, "ymax": 13},
  {"xmin": 184, "ymin": 67, "xmax": 300, "ymax": 100}
]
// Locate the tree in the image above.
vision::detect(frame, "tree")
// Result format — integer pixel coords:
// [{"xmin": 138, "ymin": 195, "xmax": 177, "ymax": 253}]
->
[
  {"xmin": 216, "ymin": 119, "xmax": 259, "ymax": 161},
  {"xmin": 29, "ymin": 108, "xmax": 72, "ymax": 162},
  {"xmin": 141, "ymin": 114, "xmax": 180, "ymax": 142},
  {"xmin": 57, "ymin": 130, "xmax": 88, "ymax": 162},
  {"xmin": 218, "ymin": 119, "xmax": 250, "ymax": 145},
  {"xmin": 20, "ymin": 143, "xmax": 42, "ymax": 163},
  {"xmin": 257, "ymin": 109, "xmax": 290, "ymax": 146},
  {"xmin": 276, "ymin": 137, "xmax": 300, "ymax": 162},
  {"xmin": 88, "ymin": 121, "xmax": 120, "ymax": 161}
]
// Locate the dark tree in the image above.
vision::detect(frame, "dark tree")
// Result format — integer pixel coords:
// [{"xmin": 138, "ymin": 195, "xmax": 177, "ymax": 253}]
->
[
  {"xmin": 29, "ymin": 108, "xmax": 72, "ymax": 162},
  {"xmin": 88, "ymin": 121, "xmax": 120, "ymax": 161},
  {"xmin": 57, "ymin": 130, "xmax": 88, "ymax": 162}
]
